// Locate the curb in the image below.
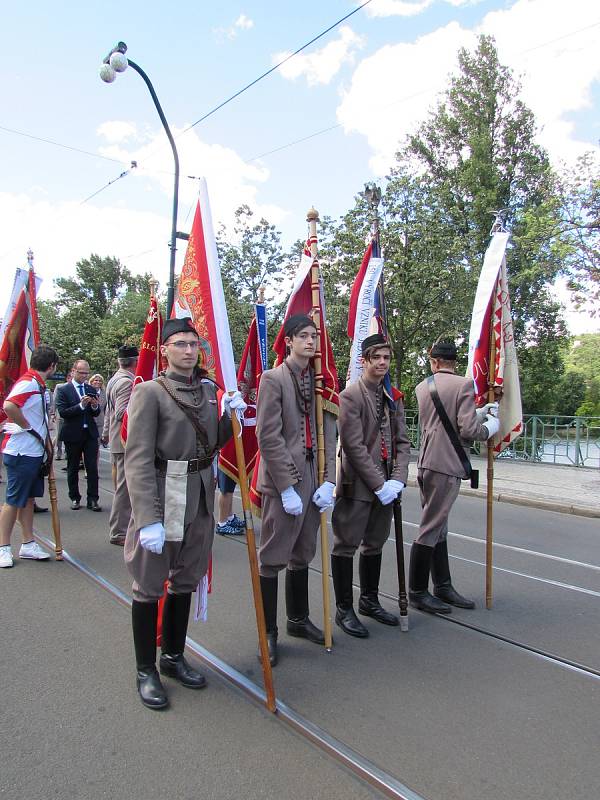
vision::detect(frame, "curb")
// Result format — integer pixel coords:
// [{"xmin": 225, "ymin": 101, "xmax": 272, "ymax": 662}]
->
[{"xmin": 406, "ymin": 479, "xmax": 600, "ymax": 519}]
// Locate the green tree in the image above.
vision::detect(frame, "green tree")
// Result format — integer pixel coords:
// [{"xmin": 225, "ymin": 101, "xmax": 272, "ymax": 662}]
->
[
  {"xmin": 563, "ymin": 332, "xmax": 600, "ymax": 381},
  {"xmin": 555, "ymin": 370, "xmax": 586, "ymax": 417},
  {"xmin": 217, "ymin": 206, "xmax": 286, "ymax": 360},
  {"xmin": 38, "ymin": 254, "xmax": 153, "ymax": 375}
]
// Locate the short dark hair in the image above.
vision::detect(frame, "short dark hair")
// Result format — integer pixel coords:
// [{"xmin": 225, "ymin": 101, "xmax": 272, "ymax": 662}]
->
[
  {"xmin": 363, "ymin": 343, "xmax": 392, "ymax": 362},
  {"xmin": 118, "ymin": 357, "xmax": 137, "ymax": 369},
  {"xmin": 30, "ymin": 345, "xmax": 59, "ymax": 372}
]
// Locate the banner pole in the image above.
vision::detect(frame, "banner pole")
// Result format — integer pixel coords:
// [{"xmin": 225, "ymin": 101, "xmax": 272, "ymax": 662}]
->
[
  {"xmin": 485, "ymin": 308, "xmax": 497, "ymax": 609},
  {"xmin": 231, "ymin": 410, "xmax": 276, "ymax": 711},
  {"xmin": 47, "ymin": 463, "xmax": 62, "ymax": 560},
  {"xmin": 307, "ymin": 207, "xmax": 333, "ymax": 652}
]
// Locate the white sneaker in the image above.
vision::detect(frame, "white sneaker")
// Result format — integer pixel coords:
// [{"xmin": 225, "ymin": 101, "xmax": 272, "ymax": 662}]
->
[
  {"xmin": 0, "ymin": 546, "xmax": 14, "ymax": 568},
  {"xmin": 19, "ymin": 541, "xmax": 50, "ymax": 561}
]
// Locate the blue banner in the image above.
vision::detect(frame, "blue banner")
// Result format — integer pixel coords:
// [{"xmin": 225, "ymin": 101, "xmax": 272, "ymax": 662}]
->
[{"xmin": 255, "ymin": 303, "xmax": 268, "ymax": 372}]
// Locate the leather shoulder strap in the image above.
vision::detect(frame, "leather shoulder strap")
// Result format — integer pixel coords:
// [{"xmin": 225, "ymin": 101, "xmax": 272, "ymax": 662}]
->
[{"xmin": 427, "ymin": 376, "xmax": 472, "ymax": 477}]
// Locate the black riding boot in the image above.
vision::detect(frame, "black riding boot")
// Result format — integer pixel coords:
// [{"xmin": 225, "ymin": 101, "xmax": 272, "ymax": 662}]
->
[
  {"xmin": 159, "ymin": 592, "xmax": 206, "ymax": 688},
  {"xmin": 431, "ymin": 540, "xmax": 475, "ymax": 609},
  {"xmin": 285, "ymin": 568, "xmax": 325, "ymax": 644},
  {"xmin": 258, "ymin": 575, "xmax": 279, "ymax": 666},
  {"xmin": 358, "ymin": 553, "xmax": 399, "ymax": 626},
  {"xmin": 132, "ymin": 600, "xmax": 168, "ymax": 710},
  {"xmin": 408, "ymin": 543, "xmax": 451, "ymax": 614},
  {"xmin": 331, "ymin": 555, "xmax": 368, "ymax": 638}
]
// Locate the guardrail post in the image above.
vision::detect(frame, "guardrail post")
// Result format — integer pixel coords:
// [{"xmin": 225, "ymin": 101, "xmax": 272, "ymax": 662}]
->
[
  {"xmin": 531, "ymin": 417, "xmax": 538, "ymax": 461},
  {"xmin": 574, "ymin": 418, "xmax": 582, "ymax": 467}
]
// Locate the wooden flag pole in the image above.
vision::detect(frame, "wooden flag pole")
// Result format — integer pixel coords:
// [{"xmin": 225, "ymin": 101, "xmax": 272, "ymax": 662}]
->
[
  {"xmin": 230, "ymin": 410, "xmax": 276, "ymax": 712},
  {"xmin": 47, "ymin": 462, "xmax": 62, "ymax": 560},
  {"xmin": 307, "ymin": 207, "xmax": 333, "ymax": 652},
  {"xmin": 485, "ymin": 317, "xmax": 497, "ymax": 609}
]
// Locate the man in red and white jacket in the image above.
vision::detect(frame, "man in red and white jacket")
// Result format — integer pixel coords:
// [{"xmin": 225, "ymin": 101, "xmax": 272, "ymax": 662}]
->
[{"xmin": 0, "ymin": 345, "xmax": 59, "ymax": 568}]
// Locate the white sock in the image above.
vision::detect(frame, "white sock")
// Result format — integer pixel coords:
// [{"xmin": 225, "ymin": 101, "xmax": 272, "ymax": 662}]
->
[{"xmin": 218, "ymin": 515, "xmax": 234, "ymax": 526}]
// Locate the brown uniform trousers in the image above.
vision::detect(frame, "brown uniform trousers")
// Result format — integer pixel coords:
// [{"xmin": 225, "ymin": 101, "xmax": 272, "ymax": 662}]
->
[
  {"xmin": 415, "ymin": 370, "xmax": 488, "ymax": 547},
  {"xmin": 332, "ymin": 377, "xmax": 410, "ymax": 557},
  {"xmin": 124, "ymin": 370, "xmax": 232, "ymax": 601},
  {"xmin": 256, "ymin": 359, "xmax": 337, "ymax": 578},
  {"xmin": 103, "ymin": 368, "xmax": 135, "ymax": 540}
]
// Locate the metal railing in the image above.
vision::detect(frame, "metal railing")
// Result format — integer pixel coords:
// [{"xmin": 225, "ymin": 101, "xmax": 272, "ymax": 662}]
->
[{"xmin": 404, "ymin": 412, "xmax": 600, "ymax": 468}]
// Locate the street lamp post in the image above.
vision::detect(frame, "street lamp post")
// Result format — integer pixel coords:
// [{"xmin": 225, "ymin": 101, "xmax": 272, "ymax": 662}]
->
[{"xmin": 99, "ymin": 41, "xmax": 179, "ymax": 317}]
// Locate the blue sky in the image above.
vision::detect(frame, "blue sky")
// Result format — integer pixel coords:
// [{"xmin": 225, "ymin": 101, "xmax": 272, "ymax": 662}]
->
[{"xmin": 2, "ymin": 0, "xmax": 599, "ymax": 332}]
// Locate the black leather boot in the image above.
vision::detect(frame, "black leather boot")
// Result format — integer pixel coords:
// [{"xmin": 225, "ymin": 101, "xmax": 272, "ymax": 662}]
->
[
  {"xmin": 258, "ymin": 575, "xmax": 279, "ymax": 666},
  {"xmin": 285, "ymin": 568, "xmax": 325, "ymax": 645},
  {"xmin": 358, "ymin": 553, "xmax": 399, "ymax": 626},
  {"xmin": 431, "ymin": 540, "xmax": 475, "ymax": 609},
  {"xmin": 132, "ymin": 600, "xmax": 168, "ymax": 710},
  {"xmin": 408, "ymin": 543, "xmax": 451, "ymax": 614},
  {"xmin": 159, "ymin": 592, "xmax": 206, "ymax": 688},
  {"xmin": 331, "ymin": 555, "xmax": 369, "ymax": 637}
]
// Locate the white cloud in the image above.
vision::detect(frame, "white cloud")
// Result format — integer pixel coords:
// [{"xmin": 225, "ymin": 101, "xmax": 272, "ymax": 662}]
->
[
  {"xmin": 366, "ymin": 0, "xmax": 482, "ymax": 16},
  {"xmin": 337, "ymin": 21, "xmax": 473, "ymax": 173},
  {"xmin": 0, "ymin": 126, "xmax": 288, "ymax": 299},
  {"xmin": 275, "ymin": 26, "xmax": 365, "ymax": 86},
  {"xmin": 235, "ymin": 14, "xmax": 254, "ymax": 30},
  {"xmin": 96, "ymin": 120, "xmax": 139, "ymax": 144},
  {"xmin": 338, "ymin": 0, "xmax": 600, "ymax": 173},
  {"xmin": 213, "ymin": 13, "xmax": 255, "ymax": 41}
]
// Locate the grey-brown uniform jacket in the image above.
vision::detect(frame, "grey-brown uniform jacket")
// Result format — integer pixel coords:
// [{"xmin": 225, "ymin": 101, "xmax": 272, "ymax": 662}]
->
[
  {"xmin": 103, "ymin": 368, "xmax": 135, "ymax": 455},
  {"xmin": 415, "ymin": 370, "xmax": 488, "ymax": 478},
  {"xmin": 124, "ymin": 370, "xmax": 232, "ymax": 532},
  {"xmin": 256, "ymin": 360, "xmax": 337, "ymax": 496},
  {"xmin": 336, "ymin": 377, "xmax": 410, "ymax": 501}
]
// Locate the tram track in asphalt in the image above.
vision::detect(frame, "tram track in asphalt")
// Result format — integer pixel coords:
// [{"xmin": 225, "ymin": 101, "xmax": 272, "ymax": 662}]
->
[
  {"xmin": 31, "ymin": 530, "xmax": 425, "ymax": 800},
  {"xmin": 96, "ymin": 469, "xmax": 600, "ymax": 681}
]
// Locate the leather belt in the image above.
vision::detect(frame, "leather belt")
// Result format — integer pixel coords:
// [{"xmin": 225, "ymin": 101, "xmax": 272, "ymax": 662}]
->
[{"xmin": 154, "ymin": 456, "xmax": 213, "ymax": 474}]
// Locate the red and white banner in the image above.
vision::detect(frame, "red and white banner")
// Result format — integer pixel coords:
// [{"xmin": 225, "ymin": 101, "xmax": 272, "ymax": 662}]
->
[
  {"xmin": 218, "ymin": 314, "xmax": 263, "ymax": 485},
  {"xmin": 121, "ymin": 295, "xmax": 163, "ymax": 444},
  {"xmin": 346, "ymin": 239, "xmax": 384, "ymax": 384},
  {"xmin": 174, "ymin": 179, "xmax": 237, "ymax": 393},
  {"xmin": 0, "ymin": 266, "xmax": 41, "ymax": 424},
  {"xmin": 271, "ymin": 236, "xmax": 339, "ymax": 412},
  {"xmin": 467, "ymin": 231, "xmax": 522, "ymax": 453}
]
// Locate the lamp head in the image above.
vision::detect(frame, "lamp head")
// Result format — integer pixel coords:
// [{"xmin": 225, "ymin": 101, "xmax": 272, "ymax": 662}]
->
[{"xmin": 99, "ymin": 63, "xmax": 116, "ymax": 83}]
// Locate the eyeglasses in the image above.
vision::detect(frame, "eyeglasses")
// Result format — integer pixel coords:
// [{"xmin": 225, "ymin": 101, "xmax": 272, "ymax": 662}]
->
[{"xmin": 166, "ymin": 340, "xmax": 201, "ymax": 350}]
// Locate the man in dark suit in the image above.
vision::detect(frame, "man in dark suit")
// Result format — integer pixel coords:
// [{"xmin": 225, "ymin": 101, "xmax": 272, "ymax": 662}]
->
[{"xmin": 55, "ymin": 359, "xmax": 102, "ymax": 511}]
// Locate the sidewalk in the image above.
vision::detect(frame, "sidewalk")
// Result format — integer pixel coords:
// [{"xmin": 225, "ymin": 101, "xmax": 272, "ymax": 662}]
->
[{"xmin": 407, "ymin": 456, "xmax": 600, "ymax": 518}]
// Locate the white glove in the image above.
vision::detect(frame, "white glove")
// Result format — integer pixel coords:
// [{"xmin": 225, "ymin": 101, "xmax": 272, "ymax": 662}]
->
[
  {"xmin": 281, "ymin": 486, "xmax": 303, "ymax": 516},
  {"xmin": 476, "ymin": 402, "xmax": 499, "ymax": 421},
  {"xmin": 375, "ymin": 481, "xmax": 398, "ymax": 506},
  {"xmin": 387, "ymin": 479, "xmax": 405, "ymax": 497},
  {"xmin": 482, "ymin": 415, "xmax": 500, "ymax": 439},
  {"xmin": 139, "ymin": 522, "xmax": 166, "ymax": 554},
  {"xmin": 312, "ymin": 481, "xmax": 335, "ymax": 510},
  {"xmin": 222, "ymin": 390, "xmax": 248, "ymax": 417}
]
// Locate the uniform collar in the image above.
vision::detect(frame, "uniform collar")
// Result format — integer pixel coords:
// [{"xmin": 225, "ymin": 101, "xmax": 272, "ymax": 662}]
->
[
  {"xmin": 361, "ymin": 376, "xmax": 383, "ymax": 393},
  {"xmin": 166, "ymin": 369, "xmax": 195, "ymax": 385},
  {"xmin": 285, "ymin": 355, "xmax": 311, "ymax": 378}
]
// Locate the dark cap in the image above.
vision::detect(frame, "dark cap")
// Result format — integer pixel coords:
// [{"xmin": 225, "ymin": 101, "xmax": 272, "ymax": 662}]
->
[
  {"xmin": 430, "ymin": 341, "xmax": 457, "ymax": 360},
  {"xmin": 283, "ymin": 314, "xmax": 316, "ymax": 338},
  {"xmin": 161, "ymin": 317, "xmax": 199, "ymax": 344},
  {"xmin": 118, "ymin": 345, "xmax": 139, "ymax": 358},
  {"xmin": 361, "ymin": 333, "xmax": 389, "ymax": 356}
]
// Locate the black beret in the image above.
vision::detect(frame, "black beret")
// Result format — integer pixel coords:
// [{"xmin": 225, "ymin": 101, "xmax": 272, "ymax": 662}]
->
[
  {"xmin": 361, "ymin": 333, "xmax": 389, "ymax": 356},
  {"xmin": 283, "ymin": 314, "xmax": 316, "ymax": 338},
  {"xmin": 161, "ymin": 317, "xmax": 199, "ymax": 344},
  {"xmin": 430, "ymin": 341, "xmax": 457, "ymax": 360},
  {"xmin": 118, "ymin": 345, "xmax": 139, "ymax": 358}
]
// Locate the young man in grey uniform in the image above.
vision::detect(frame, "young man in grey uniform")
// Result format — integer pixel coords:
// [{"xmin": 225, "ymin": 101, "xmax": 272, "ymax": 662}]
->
[
  {"xmin": 331, "ymin": 333, "xmax": 411, "ymax": 638},
  {"xmin": 102, "ymin": 345, "xmax": 138, "ymax": 545},
  {"xmin": 124, "ymin": 317, "xmax": 244, "ymax": 709},
  {"xmin": 256, "ymin": 314, "xmax": 337, "ymax": 666},
  {"xmin": 411, "ymin": 340, "xmax": 499, "ymax": 613}
]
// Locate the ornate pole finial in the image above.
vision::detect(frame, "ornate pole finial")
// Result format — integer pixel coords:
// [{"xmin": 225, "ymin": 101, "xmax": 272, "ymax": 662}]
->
[
  {"xmin": 149, "ymin": 277, "xmax": 159, "ymax": 298},
  {"xmin": 306, "ymin": 207, "xmax": 319, "ymax": 223},
  {"xmin": 489, "ymin": 209, "xmax": 509, "ymax": 235},
  {"xmin": 27, "ymin": 249, "xmax": 34, "ymax": 267},
  {"xmin": 257, "ymin": 285, "xmax": 265, "ymax": 305}
]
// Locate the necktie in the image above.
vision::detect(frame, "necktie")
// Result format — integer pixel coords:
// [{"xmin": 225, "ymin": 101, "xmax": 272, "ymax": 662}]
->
[{"xmin": 78, "ymin": 384, "xmax": 88, "ymax": 427}]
